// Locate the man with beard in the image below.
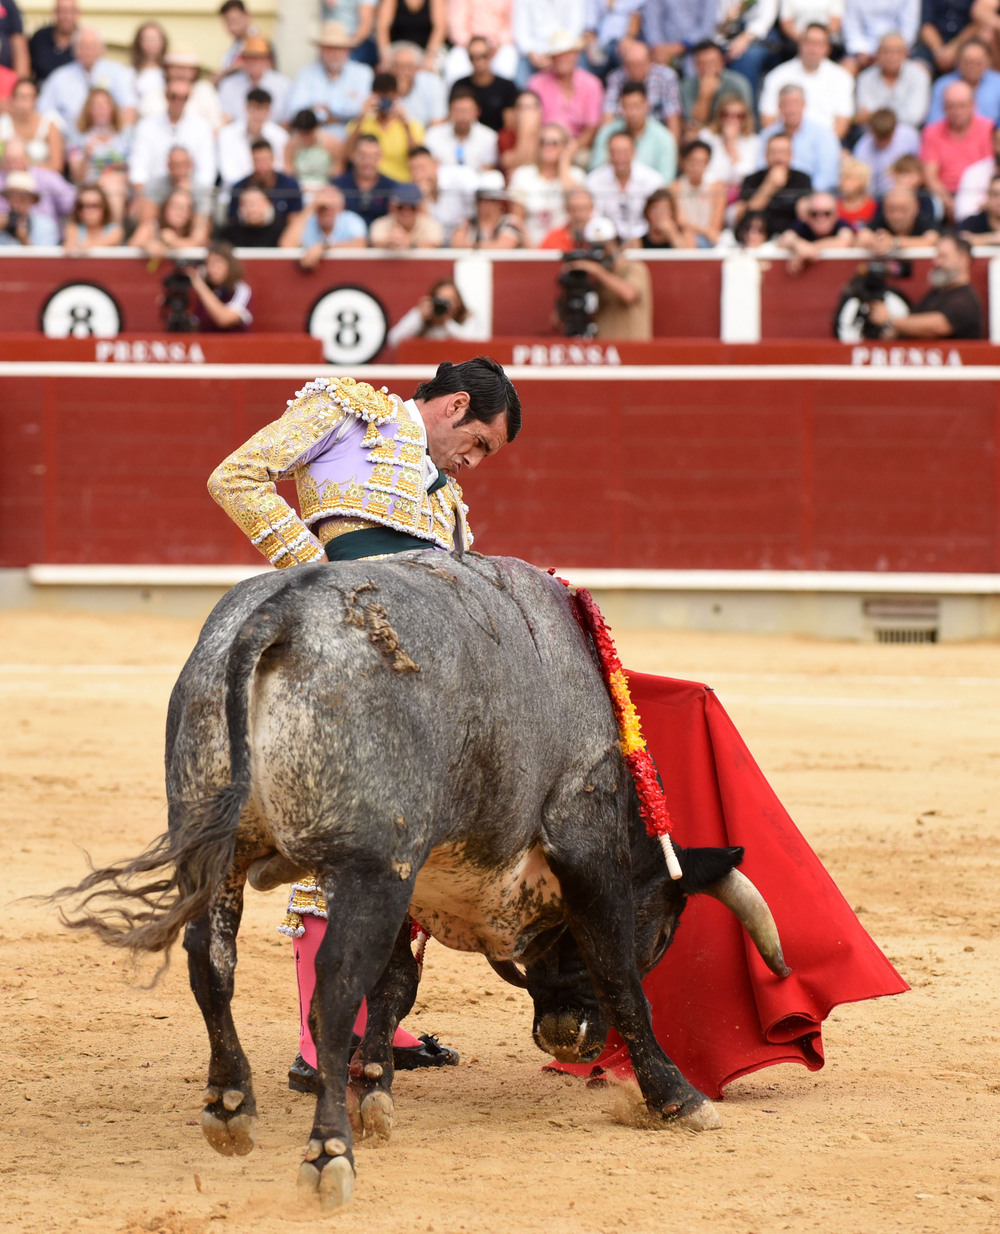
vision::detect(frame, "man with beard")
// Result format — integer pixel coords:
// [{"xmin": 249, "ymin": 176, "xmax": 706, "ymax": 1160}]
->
[{"xmin": 866, "ymin": 233, "xmax": 983, "ymax": 339}]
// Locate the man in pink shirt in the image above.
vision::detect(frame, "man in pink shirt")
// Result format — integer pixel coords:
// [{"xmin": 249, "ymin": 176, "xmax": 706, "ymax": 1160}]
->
[
  {"xmin": 921, "ymin": 80, "xmax": 995, "ymax": 219},
  {"xmin": 527, "ymin": 31, "xmax": 603, "ymax": 158}
]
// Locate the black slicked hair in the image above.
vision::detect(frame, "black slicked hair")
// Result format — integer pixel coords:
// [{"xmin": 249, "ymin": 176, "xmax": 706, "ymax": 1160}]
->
[{"xmin": 413, "ymin": 357, "xmax": 521, "ymax": 442}]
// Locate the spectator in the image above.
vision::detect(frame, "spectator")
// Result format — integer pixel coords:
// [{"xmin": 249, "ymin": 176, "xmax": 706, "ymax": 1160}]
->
[
  {"xmin": 279, "ymin": 185, "xmax": 368, "ymax": 267},
  {"xmin": 66, "ymin": 88, "xmax": 131, "ymax": 220},
  {"xmin": 511, "ymin": 0, "xmax": 588, "ymax": 84},
  {"xmin": 562, "ymin": 214, "xmax": 652, "ymax": 338},
  {"xmin": 921, "ymin": 80, "xmax": 995, "ymax": 219},
  {"xmin": 0, "ymin": 136, "xmax": 75, "ymax": 227},
  {"xmin": 39, "ymin": 27, "xmax": 138, "ymax": 130},
  {"xmin": 837, "ymin": 156, "xmax": 877, "ymax": 228},
  {"xmin": 131, "ymin": 186, "xmax": 210, "ymax": 256},
  {"xmin": 527, "ymin": 31, "xmax": 603, "ymax": 154},
  {"xmin": 451, "ymin": 175, "xmax": 525, "ymax": 247},
  {"xmin": 735, "ymin": 131, "xmax": 812, "ymax": 235},
  {"xmin": 927, "ymin": 37, "xmax": 1000, "ymax": 125},
  {"xmin": 217, "ymin": 0, "xmax": 259, "ymax": 79},
  {"xmin": 641, "ymin": 0, "xmax": 717, "ymax": 68},
  {"xmin": 499, "ymin": 87, "xmax": 542, "ymax": 174},
  {"xmin": 218, "ymin": 33, "xmax": 291, "ymax": 125},
  {"xmin": 339, "ymin": 1, "xmax": 379, "ymax": 67},
  {"xmin": 887, "ymin": 151, "xmax": 941, "ymax": 212},
  {"xmin": 582, "ymin": 0, "xmax": 643, "ymax": 79},
  {"xmin": 638, "ymin": 185, "xmax": 693, "ymax": 248},
  {"xmin": 445, "ymin": 5, "xmax": 519, "ymax": 84},
  {"xmin": 759, "ymin": 84, "xmax": 842, "ymax": 193},
  {"xmin": 407, "ymin": 144, "xmax": 479, "ymax": 240},
  {"xmin": 62, "ymin": 183, "xmax": 124, "ymax": 251},
  {"xmin": 866, "ymin": 233, "xmax": 982, "ymax": 337},
  {"xmin": 0, "ymin": 0, "xmax": 28, "ymax": 78},
  {"xmin": 163, "ymin": 52, "xmax": 224, "ymax": 132},
  {"xmin": 778, "ymin": 0, "xmax": 843, "ymax": 47},
  {"xmin": 539, "ymin": 184, "xmax": 595, "ymax": 249},
  {"xmin": 601, "ymin": 38, "xmax": 680, "ymax": 137},
  {"xmin": 386, "ymin": 278, "xmax": 481, "ymax": 347},
  {"xmin": 332, "ymin": 131, "xmax": 400, "ymax": 224},
  {"xmin": 917, "ymin": 0, "xmax": 978, "ymax": 75},
  {"xmin": 854, "ymin": 32, "xmax": 930, "ymax": 130},
  {"xmin": 779, "ymin": 189, "xmax": 854, "ymax": 271},
  {"xmin": 716, "ymin": 0, "xmax": 781, "ymax": 96},
  {"xmin": 509, "ymin": 121, "xmax": 584, "ymax": 245},
  {"xmin": 842, "ymin": 1, "xmax": 921, "ymax": 74},
  {"xmin": 129, "ymin": 78, "xmax": 217, "ymax": 198},
  {"xmin": 853, "ymin": 107, "xmax": 921, "ymax": 197},
  {"xmin": 129, "ymin": 21, "xmax": 169, "ymax": 119},
  {"xmin": 0, "ymin": 170, "xmax": 59, "ymax": 244},
  {"xmin": 286, "ymin": 22, "xmax": 374, "ymax": 141},
  {"xmin": 424, "ymin": 86, "xmax": 499, "ymax": 170},
  {"xmin": 856, "ymin": 184, "xmax": 940, "ymax": 251},
  {"xmin": 585, "ymin": 129, "xmax": 664, "ymax": 239},
  {"xmin": 369, "ymin": 180, "xmax": 444, "ymax": 247},
  {"xmin": 759, "ymin": 22, "xmax": 854, "ymax": 139},
  {"xmin": 29, "ymin": 0, "xmax": 78, "ymax": 84},
  {"xmin": 221, "ymin": 184, "xmax": 285, "ymax": 245},
  {"xmin": 227, "ymin": 140, "xmax": 302, "ymax": 222},
  {"xmin": 136, "ymin": 145, "xmax": 213, "ymax": 231},
  {"xmin": 450, "ymin": 35, "xmax": 519, "ymax": 132},
  {"xmin": 219, "ymin": 87, "xmax": 289, "ymax": 195},
  {"xmin": 733, "ymin": 208, "xmax": 781, "ymax": 249},
  {"xmin": 346, "ymin": 71, "xmax": 424, "ymax": 182},
  {"xmin": 680, "ymin": 39, "xmax": 753, "ymax": 129},
  {"xmin": 383, "ymin": 40, "xmax": 447, "ymax": 127},
  {"xmin": 189, "ymin": 241, "xmax": 253, "ymax": 332},
  {"xmin": 284, "ymin": 108, "xmax": 340, "ymax": 192},
  {"xmin": 590, "ymin": 81, "xmax": 677, "ymax": 181},
  {"xmin": 701, "ymin": 92, "xmax": 760, "ymax": 198},
  {"xmin": 0, "ymin": 78, "xmax": 64, "ymax": 171},
  {"xmin": 375, "ymin": 0, "xmax": 448, "ymax": 72},
  {"xmin": 954, "ymin": 122, "xmax": 1000, "ymax": 219},
  {"xmin": 670, "ymin": 139, "xmax": 725, "ymax": 247},
  {"xmin": 958, "ymin": 170, "xmax": 1000, "ymax": 237}
]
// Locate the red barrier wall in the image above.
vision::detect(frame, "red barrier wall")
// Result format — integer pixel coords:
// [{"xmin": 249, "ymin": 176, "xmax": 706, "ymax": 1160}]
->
[{"xmin": 3, "ymin": 368, "xmax": 998, "ymax": 573}]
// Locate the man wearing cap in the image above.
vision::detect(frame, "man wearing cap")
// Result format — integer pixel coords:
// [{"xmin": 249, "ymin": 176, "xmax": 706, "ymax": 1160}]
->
[
  {"xmin": 38, "ymin": 26, "xmax": 137, "ymax": 129},
  {"xmin": 286, "ymin": 22, "xmax": 374, "ymax": 141},
  {"xmin": 527, "ymin": 32, "xmax": 604, "ymax": 154},
  {"xmin": 424, "ymin": 85, "xmax": 499, "ymax": 171},
  {"xmin": 0, "ymin": 170, "xmax": 61, "ymax": 245},
  {"xmin": 332, "ymin": 132, "xmax": 401, "ymax": 225},
  {"xmin": 369, "ymin": 181, "xmax": 444, "ymax": 248},
  {"xmin": 562, "ymin": 215, "xmax": 652, "ymax": 338},
  {"xmin": 218, "ymin": 33, "xmax": 291, "ymax": 124}
]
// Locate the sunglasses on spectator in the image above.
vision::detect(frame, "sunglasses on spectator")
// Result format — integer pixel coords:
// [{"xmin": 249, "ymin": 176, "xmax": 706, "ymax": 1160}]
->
[
  {"xmin": 809, "ymin": 209, "xmax": 835, "ymax": 218},
  {"xmin": 167, "ymin": 92, "xmax": 189, "ymax": 101}
]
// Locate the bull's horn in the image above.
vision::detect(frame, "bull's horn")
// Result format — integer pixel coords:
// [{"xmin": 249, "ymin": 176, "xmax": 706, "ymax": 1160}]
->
[
  {"xmin": 702, "ymin": 870, "xmax": 792, "ymax": 978},
  {"xmin": 488, "ymin": 959, "xmax": 529, "ymax": 989}
]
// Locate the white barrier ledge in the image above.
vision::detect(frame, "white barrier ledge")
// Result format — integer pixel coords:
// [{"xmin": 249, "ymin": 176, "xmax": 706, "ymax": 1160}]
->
[{"xmin": 28, "ymin": 564, "xmax": 270, "ymax": 587}]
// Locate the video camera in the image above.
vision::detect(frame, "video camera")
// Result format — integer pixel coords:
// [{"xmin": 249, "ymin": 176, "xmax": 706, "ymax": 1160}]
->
[
  {"xmin": 161, "ymin": 260, "xmax": 199, "ymax": 333},
  {"xmin": 834, "ymin": 258, "xmax": 914, "ymax": 343},
  {"xmin": 556, "ymin": 244, "xmax": 615, "ymax": 338}
]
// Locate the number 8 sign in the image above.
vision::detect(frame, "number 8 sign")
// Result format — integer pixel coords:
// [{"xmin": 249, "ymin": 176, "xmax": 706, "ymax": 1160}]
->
[{"xmin": 306, "ymin": 286, "xmax": 389, "ymax": 364}]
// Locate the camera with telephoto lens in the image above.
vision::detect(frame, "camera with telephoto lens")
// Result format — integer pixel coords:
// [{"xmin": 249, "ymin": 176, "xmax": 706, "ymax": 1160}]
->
[
  {"xmin": 556, "ymin": 244, "xmax": 615, "ymax": 338},
  {"xmin": 161, "ymin": 262, "xmax": 198, "ymax": 333},
  {"xmin": 834, "ymin": 257, "xmax": 914, "ymax": 342},
  {"xmin": 431, "ymin": 295, "xmax": 451, "ymax": 317}
]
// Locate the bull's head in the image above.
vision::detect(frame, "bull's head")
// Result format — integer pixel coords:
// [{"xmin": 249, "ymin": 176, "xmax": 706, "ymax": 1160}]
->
[{"xmin": 492, "ymin": 843, "xmax": 790, "ymax": 1065}]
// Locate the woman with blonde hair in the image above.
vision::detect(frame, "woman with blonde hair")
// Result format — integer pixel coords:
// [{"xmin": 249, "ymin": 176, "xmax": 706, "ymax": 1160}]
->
[
  {"xmin": 0, "ymin": 78, "xmax": 64, "ymax": 171},
  {"xmin": 67, "ymin": 88, "xmax": 133, "ymax": 221},
  {"xmin": 700, "ymin": 91, "xmax": 760, "ymax": 202},
  {"xmin": 838, "ymin": 157, "xmax": 877, "ymax": 230},
  {"xmin": 507, "ymin": 121, "xmax": 584, "ymax": 247},
  {"xmin": 62, "ymin": 183, "xmax": 124, "ymax": 252}
]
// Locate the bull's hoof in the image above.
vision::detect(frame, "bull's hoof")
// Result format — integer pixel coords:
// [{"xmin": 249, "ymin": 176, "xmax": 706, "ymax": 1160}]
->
[
  {"xmin": 659, "ymin": 1098, "xmax": 722, "ymax": 1132},
  {"xmin": 298, "ymin": 1154, "xmax": 355, "ymax": 1211},
  {"xmin": 359, "ymin": 1090, "xmax": 394, "ymax": 1141},
  {"xmin": 200, "ymin": 1085, "xmax": 257, "ymax": 1156}
]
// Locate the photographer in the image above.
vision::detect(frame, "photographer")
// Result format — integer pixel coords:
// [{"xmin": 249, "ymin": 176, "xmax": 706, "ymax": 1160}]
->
[
  {"xmin": 165, "ymin": 241, "xmax": 252, "ymax": 332},
  {"xmin": 345, "ymin": 72, "xmax": 425, "ymax": 183},
  {"xmin": 386, "ymin": 279, "xmax": 482, "ymax": 347},
  {"xmin": 865, "ymin": 234, "xmax": 983, "ymax": 340},
  {"xmin": 557, "ymin": 215, "xmax": 652, "ymax": 339}
]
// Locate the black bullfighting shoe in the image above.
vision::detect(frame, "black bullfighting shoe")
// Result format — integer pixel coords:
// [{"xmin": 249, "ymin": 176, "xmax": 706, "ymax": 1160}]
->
[{"xmin": 287, "ymin": 1035, "xmax": 459, "ymax": 1091}]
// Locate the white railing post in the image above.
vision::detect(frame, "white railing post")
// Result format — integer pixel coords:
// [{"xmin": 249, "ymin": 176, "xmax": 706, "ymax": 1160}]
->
[{"xmin": 720, "ymin": 252, "xmax": 762, "ymax": 343}]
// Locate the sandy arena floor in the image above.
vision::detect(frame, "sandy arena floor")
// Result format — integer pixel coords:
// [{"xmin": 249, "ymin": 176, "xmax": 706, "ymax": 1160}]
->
[{"xmin": 1, "ymin": 609, "xmax": 998, "ymax": 1234}]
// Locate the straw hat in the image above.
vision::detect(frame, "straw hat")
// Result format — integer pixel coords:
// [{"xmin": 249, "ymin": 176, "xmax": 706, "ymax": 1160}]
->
[
  {"xmin": 2, "ymin": 170, "xmax": 40, "ymax": 201},
  {"xmin": 547, "ymin": 30, "xmax": 585, "ymax": 56},
  {"xmin": 241, "ymin": 35, "xmax": 272, "ymax": 57},
  {"xmin": 314, "ymin": 22, "xmax": 353, "ymax": 48}
]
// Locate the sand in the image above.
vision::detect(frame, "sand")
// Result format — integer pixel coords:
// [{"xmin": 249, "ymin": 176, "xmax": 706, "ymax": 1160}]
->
[{"xmin": 1, "ymin": 610, "xmax": 997, "ymax": 1234}]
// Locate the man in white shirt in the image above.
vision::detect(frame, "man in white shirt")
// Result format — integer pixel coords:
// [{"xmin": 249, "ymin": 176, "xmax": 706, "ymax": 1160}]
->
[
  {"xmin": 424, "ymin": 87, "xmax": 498, "ymax": 171},
  {"xmin": 38, "ymin": 26, "xmax": 138, "ymax": 128},
  {"xmin": 284, "ymin": 21, "xmax": 373, "ymax": 141},
  {"xmin": 407, "ymin": 145, "xmax": 480, "ymax": 240},
  {"xmin": 218, "ymin": 34, "xmax": 291, "ymax": 125},
  {"xmin": 585, "ymin": 129, "xmax": 663, "ymax": 240},
  {"xmin": 129, "ymin": 78, "xmax": 217, "ymax": 197},
  {"xmin": 759, "ymin": 22, "xmax": 855, "ymax": 139},
  {"xmin": 855, "ymin": 31, "xmax": 931, "ymax": 129},
  {"xmin": 218, "ymin": 86, "xmax": 289, "ymax": 193},
  {"xmin": 383, "ymin": 41, "xmax": 447, "ymax": 128}
]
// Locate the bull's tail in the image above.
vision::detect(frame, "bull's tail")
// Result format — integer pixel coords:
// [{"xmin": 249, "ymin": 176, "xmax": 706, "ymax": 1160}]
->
[{"xmin": 50, "ymin": 579, "xmax": 300, "ymax": 972}]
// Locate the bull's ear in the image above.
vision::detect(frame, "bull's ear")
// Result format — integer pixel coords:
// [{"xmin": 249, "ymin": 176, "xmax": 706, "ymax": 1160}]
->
[{"xmin": 675, "ymin": 845, "xmax": 744, "ymax": 896}]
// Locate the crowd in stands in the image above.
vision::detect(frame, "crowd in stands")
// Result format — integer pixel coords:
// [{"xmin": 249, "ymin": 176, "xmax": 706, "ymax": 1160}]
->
[{"xmin": 0, "ymin": 0, "xmax": 999, "ymax": 334}]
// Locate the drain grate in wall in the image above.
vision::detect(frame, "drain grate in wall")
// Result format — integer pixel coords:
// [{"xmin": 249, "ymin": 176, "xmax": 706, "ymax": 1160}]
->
[{"xmin": 863, "ymin": 596, "xmax": 940, "ymax": 644}]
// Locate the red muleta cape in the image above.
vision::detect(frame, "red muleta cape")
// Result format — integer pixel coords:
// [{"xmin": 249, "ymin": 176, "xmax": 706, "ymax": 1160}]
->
[{"xmin": 551, "ymin": 672, "xmax": 908, "ymax": 1099}]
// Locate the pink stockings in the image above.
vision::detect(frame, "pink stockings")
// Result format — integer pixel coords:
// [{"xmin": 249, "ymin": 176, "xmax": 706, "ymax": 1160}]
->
[{"xmin": 292, "ymin": 912, "xmax": 420, "ymax": 1067}]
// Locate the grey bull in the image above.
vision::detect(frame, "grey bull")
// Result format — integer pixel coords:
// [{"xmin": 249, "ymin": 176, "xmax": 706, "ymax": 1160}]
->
[{"xmin": 60, "ymin": 552, "xmax": 789, "ymax": 1210}]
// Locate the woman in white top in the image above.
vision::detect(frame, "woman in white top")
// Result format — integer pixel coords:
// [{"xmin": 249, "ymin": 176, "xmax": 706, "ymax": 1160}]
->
[
  {"xmin": 0, "ymin": 78, "xmax": 64, "ymax": 171},
  {"xmin": 387, "ymin": 278, "xmax": 485, "ymax": 347},
  {"xmin": 700, "ymin": 91, "xmax": 760, "ymax": 202},
  {"xmin": 670, "ymin": 139, "xmax": 727, "ymax": 247},
  {"xmin": 128, "ymin": 21, "xmax": 168, "ymax": 119},
  {"xmin": 508, "ymin": 122, "xmax": 584, "ymax": 247}
]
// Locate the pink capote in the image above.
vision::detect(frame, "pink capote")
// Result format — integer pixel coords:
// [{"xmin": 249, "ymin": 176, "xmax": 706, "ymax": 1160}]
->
[{"xmin": 551, "ymin": 673, "xmax": 908, "ymax": 1099}]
